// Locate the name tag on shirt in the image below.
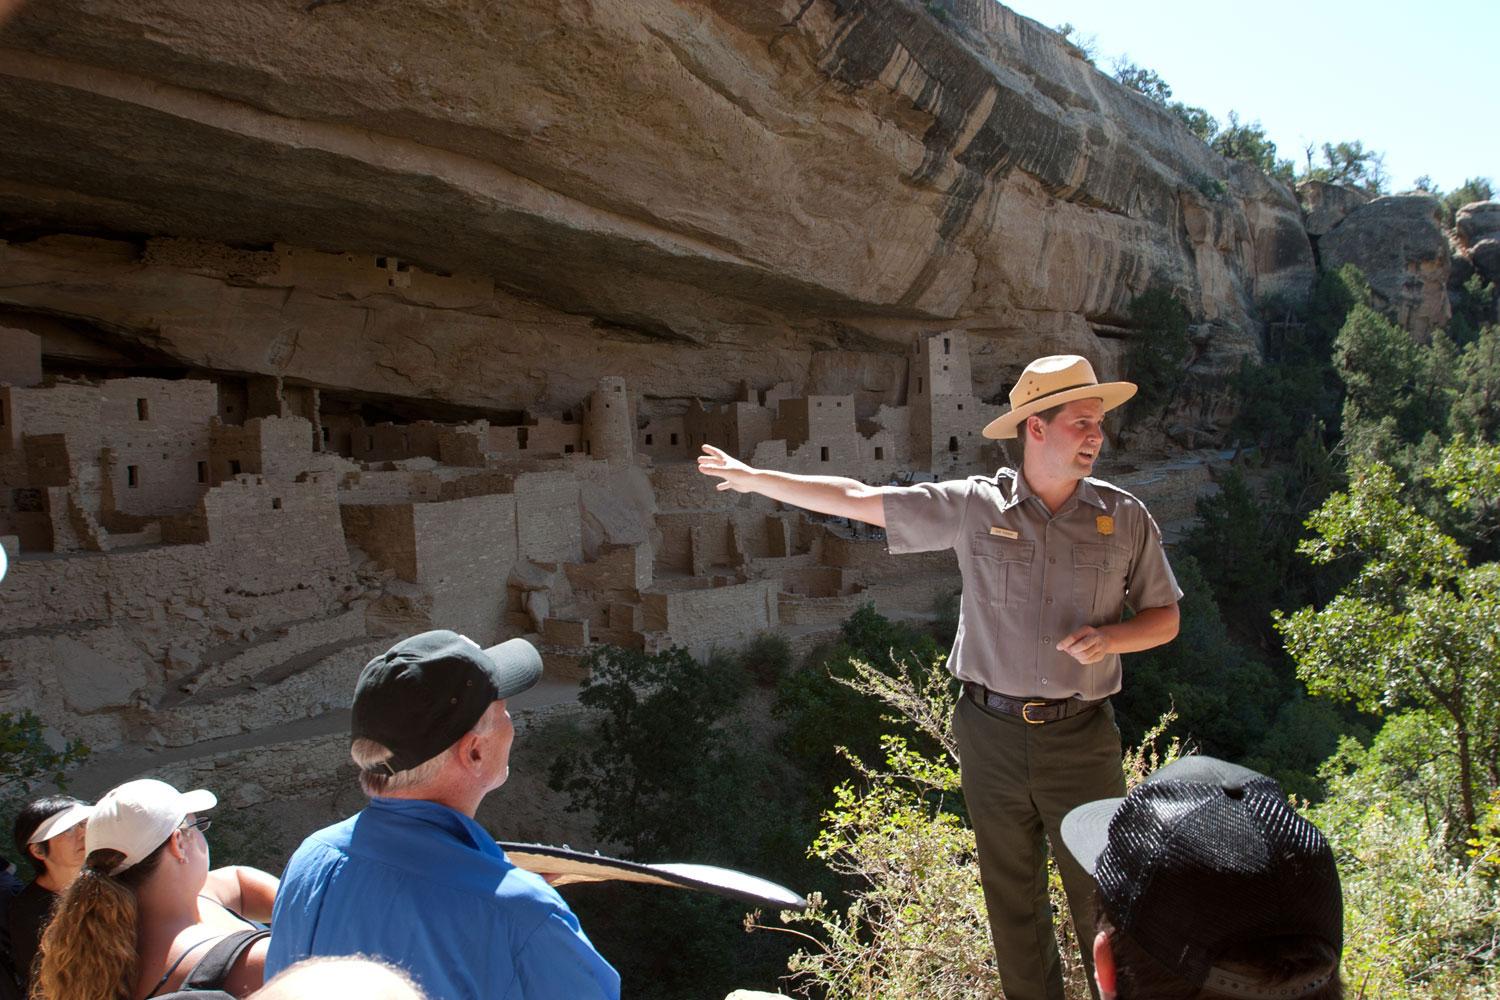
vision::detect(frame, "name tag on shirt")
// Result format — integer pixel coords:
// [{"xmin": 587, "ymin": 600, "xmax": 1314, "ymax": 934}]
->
[{"xmin": 989, "ymin": 526, "xmax": 1019, "ymax": 539}]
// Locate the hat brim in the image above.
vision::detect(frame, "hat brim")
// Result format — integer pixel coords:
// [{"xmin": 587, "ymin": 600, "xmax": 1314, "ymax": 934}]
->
[
  {"xmin": 982, "ymin": 381, "xmax": 1138, "ymax": 440},
  {"xmin": 1059, "ymin": 796, "xmax": 1125, "ymax": 875},
  {"xmin": 180, "ymin": 788, "xmax": 218, "ymax": 815},
  {"xmin": 28, "ymin": 803, "xmax": 94, "ymax": 844},
  {"xmin": 482, "ymin": 638, "xmax": 543, "ymax": 700}
]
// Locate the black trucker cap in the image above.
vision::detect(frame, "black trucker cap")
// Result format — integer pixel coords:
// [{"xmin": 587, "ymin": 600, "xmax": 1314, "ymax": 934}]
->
[
  {"xmin": 351, "ymin": 630, "xmax": 543, "ymax": 775},
  {"xmin": 1060, "ymin": 755, "xmax": 1342, "ymax": 996}
]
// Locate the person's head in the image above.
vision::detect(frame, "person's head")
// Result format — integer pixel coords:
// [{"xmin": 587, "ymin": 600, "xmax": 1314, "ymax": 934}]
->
[
  {"xmin": 35, "ymin": 779, "xmax": 217, "ymax": 1000},
  {"xmin": 1061, "ymin": 756, "xmax": 1344, "ymax": 1000},
  {"xmin": 983, "ymin": 355, "xmax": 1135, "ymax": 475},
  {"xmin": 13, "ymin": 794, "xmax": 92, "ymax": 883},
  {"xmin": 252, "ymin": 955, "xmax": 427, "ymax": 1000},
  {"xmin": 349, "ymin": 631, "xmax": 542, "ymax": 809}
]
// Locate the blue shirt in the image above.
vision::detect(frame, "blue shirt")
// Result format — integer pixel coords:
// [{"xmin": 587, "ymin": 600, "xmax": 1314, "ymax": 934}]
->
[{"xmin": 267, "ymin": 798, "xmax": 619, "ymax": 1000}]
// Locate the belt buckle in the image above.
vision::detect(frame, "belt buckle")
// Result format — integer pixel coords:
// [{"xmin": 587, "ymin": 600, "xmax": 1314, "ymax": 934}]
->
[{"xmin": 1022, "ymin": 700, "xmax": 1048, "ymax": 725}]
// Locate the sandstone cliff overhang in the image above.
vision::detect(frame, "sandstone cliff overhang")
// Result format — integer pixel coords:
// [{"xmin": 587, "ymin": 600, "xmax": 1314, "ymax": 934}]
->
[{"xmin": 0, "ymin": 0, "xmax": 1312, "ymax": 396}]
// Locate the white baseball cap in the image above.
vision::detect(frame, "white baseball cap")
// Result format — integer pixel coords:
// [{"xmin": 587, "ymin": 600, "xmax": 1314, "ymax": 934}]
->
[
  {"xmin": 86, "ymin": 779, "xmax": 217, "ymax": 872},
  {"xmin": 27, "ymin": 802, "xmax": 94, "ymax": 845}
]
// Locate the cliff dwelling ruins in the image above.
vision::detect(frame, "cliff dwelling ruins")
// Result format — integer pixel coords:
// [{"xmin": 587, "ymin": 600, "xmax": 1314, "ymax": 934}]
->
[{"xmin": 0, "ymin": 0, "xmax": 1463, "ymax": 846}]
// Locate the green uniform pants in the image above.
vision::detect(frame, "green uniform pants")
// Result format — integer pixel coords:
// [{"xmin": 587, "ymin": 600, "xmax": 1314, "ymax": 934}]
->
[{"xmin": 953, "ymin": 693, "xmax": 1126, "ymax": 1000}]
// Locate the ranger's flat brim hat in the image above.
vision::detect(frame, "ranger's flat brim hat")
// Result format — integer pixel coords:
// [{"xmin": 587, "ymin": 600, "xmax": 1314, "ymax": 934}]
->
[{"xmin": 982, "ymin": 354, "xmax": 1136, "ymax": 439}]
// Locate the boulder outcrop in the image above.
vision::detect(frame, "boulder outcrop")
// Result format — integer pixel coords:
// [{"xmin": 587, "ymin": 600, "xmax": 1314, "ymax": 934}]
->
[
  {"xmin": 1318, "ymin": 195, "xmax": 1451, "ymax": 337},
  {"xmin": 1298, "ymin": 180, "xmax": 1373, "ymax": 238},
  {"xmin": 1454, "ymin": 200, "xmax": 1500, "ymax": 288}
]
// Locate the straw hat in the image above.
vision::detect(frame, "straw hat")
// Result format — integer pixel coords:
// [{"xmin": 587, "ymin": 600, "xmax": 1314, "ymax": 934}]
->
[{"xmin": 982, "ymin": 355, "xmax": 1136, "ymax": 439}]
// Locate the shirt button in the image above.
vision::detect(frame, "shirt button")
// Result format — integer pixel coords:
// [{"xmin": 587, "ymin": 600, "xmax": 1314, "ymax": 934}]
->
[
  {"xmin": 1042, "ymin": 636, "xmax": 1051, "ymax": 644},
  {"xmin": 1045, "ymin": 596, "xmax": 1053, "ymax": 605},
  {"xmin": 1048, "ymin": 557, "xmax": 1056, "ymax": 564},
  {"xmin": 1041, "ymin": 678, "xmax": 1048, "ymax": 685}
]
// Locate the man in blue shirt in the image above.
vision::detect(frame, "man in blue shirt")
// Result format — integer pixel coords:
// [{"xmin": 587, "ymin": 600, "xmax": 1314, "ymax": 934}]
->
[{"xmin": 268, "ymin": 631, "xmax": 619, "ymax": 1000}]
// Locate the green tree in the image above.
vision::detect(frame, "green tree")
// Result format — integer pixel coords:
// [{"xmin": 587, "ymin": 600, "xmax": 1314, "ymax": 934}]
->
[
  {"xmin": 0, "ymin": 710, "xmax": 90, "ymax": 856},
  {"xmin": 774, "ymin": 604, "xmax": 948, "ymax": 798},
  {"xmin": 1122, "ymin": 285, "xmax": 1191, "ymax": 420},
  {"xmin": 1448, "ymin": 274, "xmax": 1498, "ymax": 346},
  {"xmin": 1275, "ymin": 455, "xmax": 1500, "ymax": 836},
  {"xmin": 548, "ymin": 645, "xmax": 754, "ymax": 858},
  {"xmin": 1232, "ymin": 265, "xmax": 1368, "ymax": 455},
  {"xmin": 1211, "ymin": 112, "xmax": 1294, "ymax": 183},
  {"xmin": 1334, "ymin": 304, "xmax": 1454, "ymax": 464},
  {"xmin": 1303, "ymin": 140, "xmax": 1387, "ymax": 193},
  {"xmin": 1441, "ymin": 177, "xmax": 1494, "ymax": 229},
  {"xmin": 1112, "ymin": 59, "xmax": 1172, "ymax": 103}
]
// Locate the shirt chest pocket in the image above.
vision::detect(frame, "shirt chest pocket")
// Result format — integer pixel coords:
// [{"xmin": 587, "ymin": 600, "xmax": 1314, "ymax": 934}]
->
[
  {"xmin": 970, "ymin": 534, "xmax": 1035, "ymax": 609},
  {"xmin": 1073, "ymin": 542, "xmax": 1129, "ymax": 620}
]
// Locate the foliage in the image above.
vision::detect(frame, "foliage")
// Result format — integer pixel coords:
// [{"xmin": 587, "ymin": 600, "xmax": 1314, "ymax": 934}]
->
[
  {"xmin": 1311, "ymin": 742, "xmax": 1500, "ymax": 998},
  {"xmin": 0, "ymin": 710, "xmax": 89, "ymax": 803},
  {"xmin": 1276, "ymin": 454, "xmax": 1500, "ymax": 835},
  {"xmin": 1449, "ymin": 274, "xmax": 1498, "ymax": 347},
  {"xmin": 1114, "ymin": 552, "xmax": 1342, "ymax": 798},
  {"xmin": 1053, "ymin": 23, "xmax": 1097, "ymax": 63},
  {"xmin": 1302, "ymin": 140, "xmax": 1387, "ymax": 193},
  {"xmin": 549, "ymin": 644, "xmax": 753, "ymax": 859},
  {"xmin": 1210, "ymin": 112, "xmax": 1295, "ymax": 184},
  {"xmin": 1109, "ymin": 58, "xmax": 1218, "ymax": 143},
  {"xmin": 1333, "ymin": 304, "xmax": 1455, "ymax": 465},
  {"xmin": 1441, "ymin": 177, "xmax": 1494, "ymax": 229},
  {"xmin": 0, "ymin": 711, "xmax": 90, "ymax": 853},
  {"xmin": 1230, "ymin": 265, "xmax": 1368, "ymax": 455},
  {"xmin": 1122, "ymin": 286, "xmax": 1191, "ymax": 419},
  {"xmin": 741, "ymin": 632, "xmax": 794, "ymax": 689},
  {"xmin": 548, "ymin": 644, "xmax": 803, "ymax": 999},
  {"xmin": 1449, "ymin": 328, "xmax": 1500, "ymax": 445},
  {"xmin": 1111, "ymin": 58, "xmax": 1172, "ymax": 104},
  {"xmin": 756, "ymin": 652, "xmax": 1183, "ymax": 1000},
  {"xmin": 774, "ymin": 604, "xmax": 949, "ymax": 799}
]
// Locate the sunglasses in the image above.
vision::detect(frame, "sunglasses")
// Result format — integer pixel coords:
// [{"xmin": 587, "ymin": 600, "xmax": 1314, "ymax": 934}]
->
[{"xmin": 179, "ymin": 817, "xmax": 213, "ymax": 835}]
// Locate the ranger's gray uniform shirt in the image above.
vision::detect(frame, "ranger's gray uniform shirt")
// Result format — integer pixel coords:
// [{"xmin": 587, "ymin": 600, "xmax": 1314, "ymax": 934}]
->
[{"xmin": 883, "ymin": 469, "xmax": 1183, "ymax": 700}]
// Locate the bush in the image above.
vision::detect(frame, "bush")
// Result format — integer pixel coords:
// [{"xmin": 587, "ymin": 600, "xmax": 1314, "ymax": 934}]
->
[
  {"xmin": 1210, "ymin": 112, "xmax": 1295, "ymax": 184},
  {"xmin": 756, "ymin": 654, "xmax": 1181, "ymax": 1000},
  {"xmin": 1442, "ymin": 177, "xmax": 1494, "ymax": 229},
  {"xmin": 740, "ymin": 632, "xmax": 794, "ymax": 688},
  {"xmin": 1312, "ymin": 738, "xmax": 1500, "ymax": 997},
  {"xmin": 0, "ymin": 710, "xmax": 89, "ymax": 851},
  {"xmin": 1123, "ymin": 286, "xmax": 1191, "ymax": 419}
]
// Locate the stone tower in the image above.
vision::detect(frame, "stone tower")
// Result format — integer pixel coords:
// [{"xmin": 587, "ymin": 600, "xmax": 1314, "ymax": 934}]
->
[
  {"xmin": 583, "ymin": 376, "xmax": 634, "ymax": 462},
  {"xmin": 907, "ymin": 331, "xmax": 984, "ymax": 474}
]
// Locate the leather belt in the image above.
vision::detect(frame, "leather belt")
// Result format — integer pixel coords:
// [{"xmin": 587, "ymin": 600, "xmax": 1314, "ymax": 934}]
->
[{"xmin": 964, "ymin": 682, "xmax": 1105, "ymax": 725}]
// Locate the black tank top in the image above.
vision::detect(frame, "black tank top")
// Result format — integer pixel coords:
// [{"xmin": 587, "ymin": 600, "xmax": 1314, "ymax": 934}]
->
[{"xmin": 147, "ymin": 928, "xmax": 269, "ymax": 998}]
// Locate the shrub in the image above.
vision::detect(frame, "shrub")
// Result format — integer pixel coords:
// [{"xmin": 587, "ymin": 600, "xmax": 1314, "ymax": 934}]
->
[
  {"xmin": 1123, "ymin": 286, "xmax": 1191, "ymax": 419},
  {"xmin": 755, "ymin": 652, "xmax": 1180, "ymax": 1000}
]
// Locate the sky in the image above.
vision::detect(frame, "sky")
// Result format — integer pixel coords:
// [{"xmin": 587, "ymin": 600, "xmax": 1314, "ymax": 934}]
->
[{"xmin": 1001, "ymin": 0, "xmax": 1496, "ymax": 194}]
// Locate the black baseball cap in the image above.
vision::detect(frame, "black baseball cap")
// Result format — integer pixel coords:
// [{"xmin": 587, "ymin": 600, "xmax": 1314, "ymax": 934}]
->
[
  {"xmin": 1061, "ymin": 756, "xmax": 1342, "ymax": 994},
  {"xmin": 351, "ymin": 630, "xmax": 543, "ymax": 775}
]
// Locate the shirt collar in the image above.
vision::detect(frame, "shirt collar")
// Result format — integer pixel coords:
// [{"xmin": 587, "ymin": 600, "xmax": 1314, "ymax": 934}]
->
[
  {"xmin": 1075, "ymin": 477, "xmax": 1107, "ymax": 510},
  {"xmin": 1005, "ymin": 470, "xmax": 1107, "ymax": 512},
  {"xmin": 367, "ymin": 797, "xmax": 502, "ymax": 859}
]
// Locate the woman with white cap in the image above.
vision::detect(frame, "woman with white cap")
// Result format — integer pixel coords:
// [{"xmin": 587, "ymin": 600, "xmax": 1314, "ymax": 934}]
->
[
  {"xmin": 33, "ymin": 778, "xmax": 279, "ymax": 1000},
  {"xmin": 7, "ymin": 795, "xmax": 92, "ymax": 990}
]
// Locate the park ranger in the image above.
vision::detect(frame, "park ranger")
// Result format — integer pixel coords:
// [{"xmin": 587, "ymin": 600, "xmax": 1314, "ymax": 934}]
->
[{"xmin": 697, "ymin": 354, "xmax": 1182, "ymax": 1000}]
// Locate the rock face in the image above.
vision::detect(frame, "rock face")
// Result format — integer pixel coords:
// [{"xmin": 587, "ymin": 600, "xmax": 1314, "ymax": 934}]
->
[
  {"xmin": 0, "ymin": 0, "xmax": 1312, "ymax": 403},
  {"xmin": 1318, "ymin": 195, "xmax": 1451, "ymax": 337},
  {"xmin": 0, "ymin": 1, "xmax": 1318, "ymax": 845},
  {"xmin": 1298, "ymin": 180, "xmax": 1373, "ymax": 238},
  {"xmin": 1454, "ymin": 200, "xmax": 1500, "ymax": 288}
]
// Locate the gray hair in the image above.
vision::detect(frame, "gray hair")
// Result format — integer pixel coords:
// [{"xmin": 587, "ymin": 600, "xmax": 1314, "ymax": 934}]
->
[{"xmin": 351, "ymin": 702, "xmax": 504, "ymax": 797}]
